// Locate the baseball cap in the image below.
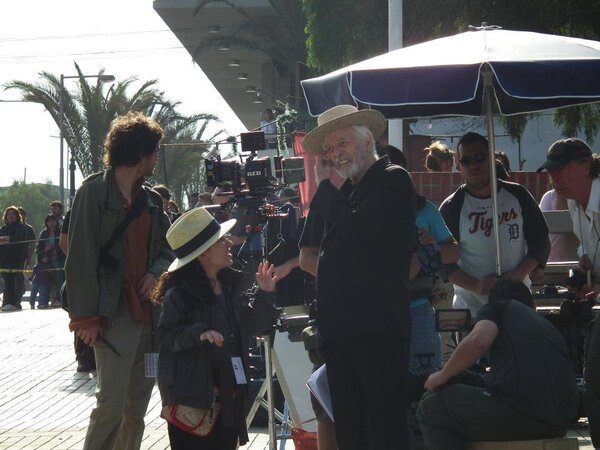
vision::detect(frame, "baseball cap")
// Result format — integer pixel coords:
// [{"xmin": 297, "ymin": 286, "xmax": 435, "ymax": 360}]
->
[{"xmin": 537, "ymin": 138, "xmax": 592, "ymax": 172}]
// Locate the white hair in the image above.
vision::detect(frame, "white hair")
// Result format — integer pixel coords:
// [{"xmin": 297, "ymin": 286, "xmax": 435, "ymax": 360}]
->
[{"xmin": 351, "ymin": 125, "xmax": 378, "ymax": 157}]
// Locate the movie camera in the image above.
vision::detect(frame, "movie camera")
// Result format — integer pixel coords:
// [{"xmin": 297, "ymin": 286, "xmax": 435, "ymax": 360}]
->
[{"xmin": 204, "ymin": 131, "xmax": 306, "ymax": 198}]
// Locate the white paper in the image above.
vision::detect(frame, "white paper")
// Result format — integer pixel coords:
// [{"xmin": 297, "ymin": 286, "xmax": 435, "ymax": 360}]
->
[
  {"xmin": 144, "ymin": 353, "xmax": 158, "ymax": 378},
  {"xmin": 231, "ymin": 356, "xmax": 248, "ymax": 384},
  {"xmin": 306, "ymin": 364, "xmax": 334, "ymax": 421}
]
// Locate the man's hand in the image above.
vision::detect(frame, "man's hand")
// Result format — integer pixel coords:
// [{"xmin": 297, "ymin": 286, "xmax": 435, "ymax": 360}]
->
[
  {"xmin": 256, "ymin": 261, "xmax": 279, "ymax": 292},
  {"xmin": 424, "ymin": 370, "xmax": 450, "ymax": 391},
  {"xmin": 78, "ymin": 323, "xmax": 104, "ymax": 346},
  {"xmin": 0, "ymin": 236, "xmax": 9, "ymax": 245},
  {"xmin": 273, "ymin": 260, "xmax": 293, "ymax": 280},
  {"xmin": 476, "ymin": 274, "xmax": 497, "ymax": 295},
  {"xmin": 137, "ymin": 272, "xmax": 157, "ymax": 301},
  {"xmin": 315, "ymin": 155, "xmax": 333, "ymax": 185},
  {"xmin": 200, "ymin": 329, "xmax": 224, "ymax": 347}
]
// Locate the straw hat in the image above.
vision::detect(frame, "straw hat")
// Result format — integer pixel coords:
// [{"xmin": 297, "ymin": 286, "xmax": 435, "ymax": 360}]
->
[
  {"xmin": 302, "ymin": 105, "xmax": 386, "ymax": 155},
  {"xmin": 166, "ymin": 207, "xmax": 236, "ymax": 272}
]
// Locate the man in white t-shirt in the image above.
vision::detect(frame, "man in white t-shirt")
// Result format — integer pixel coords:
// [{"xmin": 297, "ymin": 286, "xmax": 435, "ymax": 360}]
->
[{"xmin": 440, "ymin": 132, "xmax": 550, "ymax": 317}]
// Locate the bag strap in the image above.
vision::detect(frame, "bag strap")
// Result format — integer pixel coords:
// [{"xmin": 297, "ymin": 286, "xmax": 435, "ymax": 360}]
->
[
  {"xmin": 98, "ymin": 188, "xmax": 148, "ymax": 270},
  {"xmin": 104, "ymin": 187, "xmax": 148, "ymax": 252},
  {"xmin": 294, "ymin": 417, "xmax": 318, "ymax": 428}
]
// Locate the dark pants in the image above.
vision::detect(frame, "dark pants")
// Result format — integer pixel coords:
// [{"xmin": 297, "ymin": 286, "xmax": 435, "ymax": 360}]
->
[
  {"xmin": 325, "ymin": 335, "xmax": 410, "ymax": 450},
  {"xmin": 167, "ymin": 422, "xmax": 238, "ymax": 450},
  {"xmin": 585, "ymin": 318, "xmax": 600, "ymax": 447},
  {"xmin": 2, "ymin": 273, "xmax": 20, "ymax": 307},
  {"xmin": 30, "ymin": 281, "xmax": 50, "ymax": 307},
  {"xmin": 417, "ymin": 384, "xmax": 565, "ymax": 450}
]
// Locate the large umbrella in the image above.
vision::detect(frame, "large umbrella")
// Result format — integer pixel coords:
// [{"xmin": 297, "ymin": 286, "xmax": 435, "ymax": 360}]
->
[{"xmin": 301, "ymin": 25, "xmax": 600, "ymax": 275}]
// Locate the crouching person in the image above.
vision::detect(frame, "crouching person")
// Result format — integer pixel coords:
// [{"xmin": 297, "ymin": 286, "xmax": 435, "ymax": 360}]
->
[
  {"xmin": 152, "ymin": 208, "xmax": 280, "ymax": 450},
  {"xmin": 417, "ymin": 278, "xmax": 578, "ymax": 450}
]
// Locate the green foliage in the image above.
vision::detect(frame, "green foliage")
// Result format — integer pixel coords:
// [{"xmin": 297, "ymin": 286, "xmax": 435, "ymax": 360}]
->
[
  {"xmin": 303, "ymin": 0, "xmax": 387, "ymax": 71},
  {"xmin": 0, "ymin": 181, "xmax": 60, "ymax": 233},
  {"xmin": 553, "ymin": 105, "xmax": 600, "ymax": 144}
]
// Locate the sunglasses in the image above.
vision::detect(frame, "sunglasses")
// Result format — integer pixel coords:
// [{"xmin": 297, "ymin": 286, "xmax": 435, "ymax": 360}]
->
[{"xmin": 459, "ymin": 152, "xmax": 487, "ymax": 166}]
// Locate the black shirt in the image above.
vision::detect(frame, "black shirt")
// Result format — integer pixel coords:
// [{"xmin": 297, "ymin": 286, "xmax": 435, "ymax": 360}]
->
[
  {"xmin": 306, "ymin": 157, "xmax": 417, "ymax": 341},
  {"xmin": 476, "ymin": 300, "xmax": 578, "ymax": 426}
]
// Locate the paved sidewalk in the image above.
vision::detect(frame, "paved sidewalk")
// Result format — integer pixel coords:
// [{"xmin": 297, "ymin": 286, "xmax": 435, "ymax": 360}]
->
[
  {"xmin": 0, "ymin": 306, "xmax": 595, "ymax": 449},
  {"xmin": 0, "ymin": 307, "xmax": 294, "ymax": 450}
]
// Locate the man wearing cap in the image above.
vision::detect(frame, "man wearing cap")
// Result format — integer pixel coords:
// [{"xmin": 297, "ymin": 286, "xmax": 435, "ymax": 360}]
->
[
  {"xmin": 66, "ymin": 112, "xmax": 173, "ymax": 450},
  {"xmin": 301, "ymin": 104, "xmax": 417, "ymax": 449},
  {"xmin": 537, "ymin": 137, "xmax": 600, "ymax": 448},
  {"xmin": 440, "ymin": 132, "xmax": 550, "ymax": 317}
]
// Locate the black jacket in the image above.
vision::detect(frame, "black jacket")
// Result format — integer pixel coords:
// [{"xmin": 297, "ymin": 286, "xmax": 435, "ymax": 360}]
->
[
  {"xmin": 309, "ymin": 157, "xmax": 418, "ymax": 341},
  {"xmin": 157, "ymin": 267, "xmax": 279, "ymax": 409}
]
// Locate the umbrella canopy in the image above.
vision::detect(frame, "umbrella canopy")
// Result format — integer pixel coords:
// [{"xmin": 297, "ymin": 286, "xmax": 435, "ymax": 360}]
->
[
  {"xmin": 301, "ymin": 26, "xmax": 600, "ymax": 119},
  {"xmin": 301, "ymin": 25, "xmax": 600, "ymax": 276}
]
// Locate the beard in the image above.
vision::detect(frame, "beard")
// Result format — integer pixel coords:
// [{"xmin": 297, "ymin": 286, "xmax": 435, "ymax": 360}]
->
[{"xmin": 335, "ymin": 159, "xmax": 361, "ymax": 179}]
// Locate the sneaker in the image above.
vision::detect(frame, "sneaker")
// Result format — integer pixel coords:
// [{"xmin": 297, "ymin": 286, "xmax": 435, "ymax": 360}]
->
[{"xmin": 1, "ymin": 304, "xmax": 17, "ymax": 311}]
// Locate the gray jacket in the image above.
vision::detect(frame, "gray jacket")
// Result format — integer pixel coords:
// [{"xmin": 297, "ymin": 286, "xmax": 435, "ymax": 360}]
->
[{"xmin": 65, "ymin": 169, "xmax": 173, "ymax": 321}]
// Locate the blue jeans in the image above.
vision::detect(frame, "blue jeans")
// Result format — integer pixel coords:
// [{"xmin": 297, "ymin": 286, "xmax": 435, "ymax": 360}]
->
[
  {"xmin": 410, "ymin": 298, "xmax": 441, "ymax": 374},
  {"xmin": 30, "ymin": 281, "xmax": 50, "ymax": 307}
]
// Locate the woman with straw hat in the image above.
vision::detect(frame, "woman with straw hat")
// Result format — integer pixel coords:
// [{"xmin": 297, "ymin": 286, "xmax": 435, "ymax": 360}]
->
[{"xmin": 152, "ymin": 207, "xmax": 280, "ymax": 449}]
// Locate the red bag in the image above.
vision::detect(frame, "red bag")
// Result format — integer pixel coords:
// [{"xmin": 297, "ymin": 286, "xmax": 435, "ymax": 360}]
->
[
  {"xmin": 160, "ymin": 400, "xmax": 221, "ymax": 437},
  {"xmin": 291, "ymin": 418, "xmax": 318, "ymax": 450}
]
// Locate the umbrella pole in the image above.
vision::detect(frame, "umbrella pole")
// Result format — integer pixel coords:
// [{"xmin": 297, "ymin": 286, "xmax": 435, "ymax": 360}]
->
[{"xmin": 483, "ymin": 69, "xmax": 502, "ymax": 277}]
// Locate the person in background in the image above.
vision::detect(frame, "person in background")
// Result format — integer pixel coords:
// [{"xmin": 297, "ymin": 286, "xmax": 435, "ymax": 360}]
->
[
  {"xmin": 29, "ymin": 253, "xmax": 52, "ymax": 310},
  {"xmin": 0, "ymin": 206, "xmax": 28, "ymax": 311},
  {"xmin": 35, "ymin": 214, "xmax": 65, "ymax": 308},
  {"xmin": 537, "ymin": 137, "xmax": 600, "ymax": 448},
  {"xmin": 17, "ymin": 207, "xmax": 35, "ymax": 301},
  {"xmin": 539, "ymin": 188, "xmax": 570, "ymax": 262},
  {"xmin": 424, "ymin": 141, "xmax": 454, "ymax": 172},
  {"xmin": 187, "ymin": 192, "xmax": 199, "ymax": 211},
  {"xmin": 440, "ymin": 132, "xmax": 550, "ymax": 317},
  {"xmin": 47, "ymin": 201, "xmax": 66, "ymax": 307},
  {"xmin": 260, "ymin": 108, "xmax": 277, "ymax": 149},
  {"xmin": 49, "ymin": 200, "xmax": 65, "ymax": 229},
  {"xmin": 154, "ymin": 184, "xmax": 180, "ymax": 223},
  {"xmin": 153, "ymin": 207, "xmax": 279, "ymax": 450},
  {"xmin": 388, "ymin": 144, "xmax": 460, "ymax": 371},
  {"xmin": 198, "ymin": 192, "xmax": 213, "ymax": 207}
]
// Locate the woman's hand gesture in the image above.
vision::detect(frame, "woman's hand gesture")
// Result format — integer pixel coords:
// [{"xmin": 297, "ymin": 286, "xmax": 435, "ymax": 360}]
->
[
  {"xmin": 200, "ymin": 330, "xmax": 224, "ymax": 347},
  {"xmin": 256, "ymin": 261, "xmax": 279, "ymax": 292}
]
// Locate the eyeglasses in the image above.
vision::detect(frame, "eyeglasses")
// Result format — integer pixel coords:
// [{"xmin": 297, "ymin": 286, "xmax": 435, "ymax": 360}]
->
[{"xmin": 459, "ymin": 152, "xmax": 487, "ymax": 166}]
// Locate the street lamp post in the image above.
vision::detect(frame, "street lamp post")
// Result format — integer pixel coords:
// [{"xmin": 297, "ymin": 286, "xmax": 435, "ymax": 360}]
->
[{"xmin": 59, "ymin": 73, "xmax": 115, "ymax": 205}]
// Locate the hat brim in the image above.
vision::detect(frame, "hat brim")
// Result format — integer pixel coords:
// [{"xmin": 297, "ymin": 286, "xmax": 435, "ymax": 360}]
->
[
  {"xmin": 302, "ymin": 109, "xmax": 386, "ymax": 155},
  {"xmin": 167, "ymin": 218, "xmax": 236, "ymax": 272},
  {"xmin": 536, "ymin": 158, "xmax": 570, "ymax": 173}
]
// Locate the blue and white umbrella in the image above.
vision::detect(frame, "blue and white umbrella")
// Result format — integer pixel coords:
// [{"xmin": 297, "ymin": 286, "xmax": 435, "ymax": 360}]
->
[{"xmin": 301, "ymin": 25, "xmax": 600, "ymax": 275}]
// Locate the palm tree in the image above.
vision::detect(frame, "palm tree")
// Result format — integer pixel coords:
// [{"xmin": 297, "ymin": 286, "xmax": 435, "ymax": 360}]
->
[
  {"xmin": 3, "ymin": 62, "xmax": 166, "ymax": 177},
  {"xmin": 150, "ymin": 102, "xmax": 227, "ymax": 206}
]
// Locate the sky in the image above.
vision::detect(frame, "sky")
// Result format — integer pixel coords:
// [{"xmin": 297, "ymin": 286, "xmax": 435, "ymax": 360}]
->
[{"xmin": 0, "ymin": 0, "xmax": 247, "ymax": 189}]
